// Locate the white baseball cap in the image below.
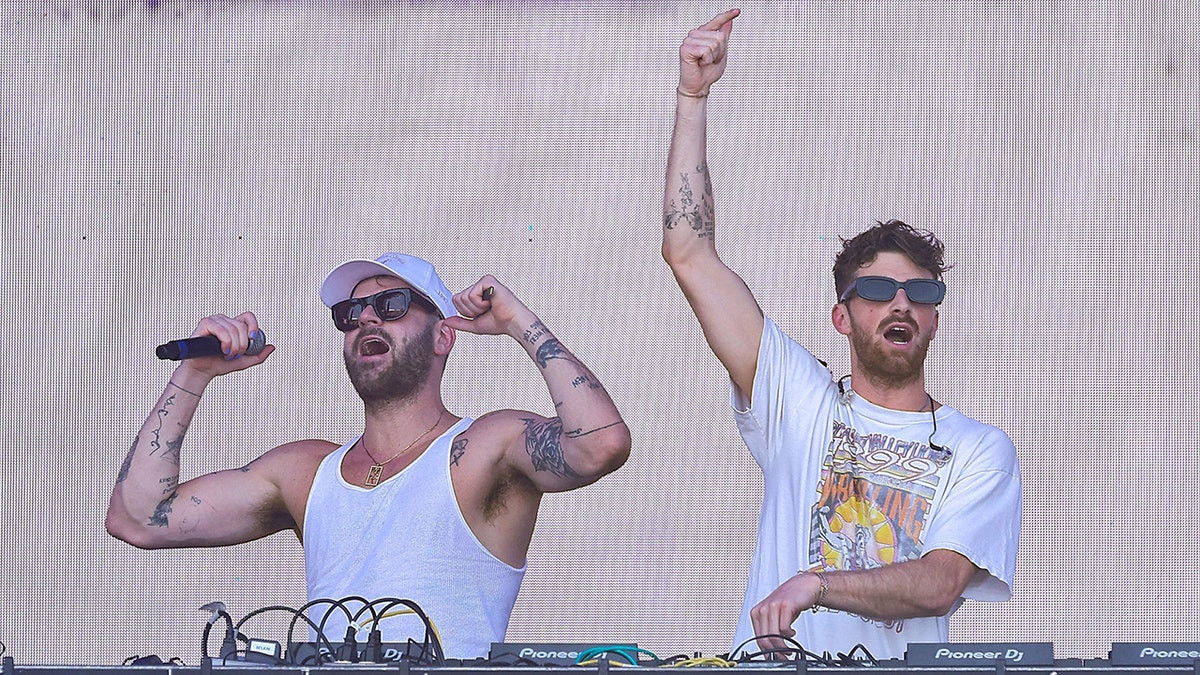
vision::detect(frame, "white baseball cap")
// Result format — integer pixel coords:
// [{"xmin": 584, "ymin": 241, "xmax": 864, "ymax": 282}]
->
[{"xmin": 319, "ymin": 253, "xmax": 457, "ymax": 319}]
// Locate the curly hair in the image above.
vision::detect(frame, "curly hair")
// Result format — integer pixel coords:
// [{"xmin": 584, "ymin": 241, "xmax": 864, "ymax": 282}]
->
[{"xmin": 832, "ymin": 220, "xmax": 950, "ymax": 300}]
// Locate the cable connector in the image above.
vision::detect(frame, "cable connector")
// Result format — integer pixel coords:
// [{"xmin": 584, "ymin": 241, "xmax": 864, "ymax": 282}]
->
[
  {"xmin": 362, "ymin": 629, "xmax": 384, "ymax": 663},
  {"xmin": 338, "ymin": 626, "xmax": 360, "ymax": 663}
]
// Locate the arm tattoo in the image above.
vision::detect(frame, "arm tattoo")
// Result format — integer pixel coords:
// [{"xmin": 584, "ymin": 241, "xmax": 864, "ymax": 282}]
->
[
  {"xmin": 148, "ymin": 491, "xmax": 178, "ymax": 527},
  {"xmin": 158, "ymin": 476, "xmax": 178, "ymax": 495},
  {"xmin": 565, "ymin": 420, "xmax": 626, "ymax": 438},
  {"xmin": 117, "ymin": 436, "xmax": 137, "ymax": 482},
  {"xmin": 535, "ymin": 339, "xmax": 599, "ymax": 392},
  {"xmin": 523, "ymin": 320, "xmax": 549, "ymax": 345},
  {"xmin": 450, "ymin": 437, "xmax": 468, "ymax": 466},
  {"xmin": 663, "ymin": 166, "xmax": 715, "ymax": 240},
  {"xmin": 534, "ymin": 338, "xmax": 570, "ymax": 369},
  {"xmin": 147, "ymin": 395, "xmax": 173, "ymax": 459},
  {"xmin": 161, "ymin": 436, "xmax": 183, "ymax": 466},
  {"xmin": 149, "ymin": 394, "xmax": 185, "ymax": 467},
  {"xmin": 570, "ymin": 373, "xmax": 601, "ymax": 390},
  {"xmin": 521, "ymin": 417, "xmax": 581, "ymax": 479}
]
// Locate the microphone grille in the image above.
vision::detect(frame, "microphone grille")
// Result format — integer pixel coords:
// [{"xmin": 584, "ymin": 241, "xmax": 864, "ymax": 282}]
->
[{"xmin": 247, "ymin": 331, "xmax": 267, "ymax": 356}]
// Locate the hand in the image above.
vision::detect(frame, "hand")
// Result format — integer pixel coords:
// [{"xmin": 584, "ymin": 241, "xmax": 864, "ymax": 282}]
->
[
  {"xmin": 444, "ymin": 275, "xmax": 532, "ymax": 338},
  {"xmin": 177, "ymin": 311, "xmax": 275, "ymax": 378},
  {"xmin": 678, "ymin": 8, "xmax": 740, "ymax": 97},
  {"xmin": 749, "ymin": 571, "xmax": 821, "ymax": 658}
]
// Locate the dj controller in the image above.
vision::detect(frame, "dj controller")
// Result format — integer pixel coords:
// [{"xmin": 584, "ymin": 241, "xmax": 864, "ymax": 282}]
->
[{"xmin": 4, "ymin": 642, "xmax": 1200, "ymax": 675}]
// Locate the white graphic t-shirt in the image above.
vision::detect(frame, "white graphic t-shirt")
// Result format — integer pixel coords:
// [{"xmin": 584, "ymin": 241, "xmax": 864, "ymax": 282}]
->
[{"xmin": 729, "ymin": 318, "xmax": 1021, "ymax": 659}]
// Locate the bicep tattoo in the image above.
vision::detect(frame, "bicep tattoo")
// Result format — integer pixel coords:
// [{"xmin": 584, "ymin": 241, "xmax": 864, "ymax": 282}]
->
[
  {"xmin": 521, "ymin": 417, "xmax": 581, "ymax": 479},
  {"xmin": 565, "ymin": 420, "xmax": 626, "ymax": 438}
]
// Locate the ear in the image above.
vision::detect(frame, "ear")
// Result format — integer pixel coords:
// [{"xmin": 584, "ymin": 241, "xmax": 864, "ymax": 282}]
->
[
  {"xmin": 433, "ymin": 320, "xmax": 456, "ymax": 356},
  {"xmin": 930, "ymin": 308, "xmax": 939, "ymax": 340},
  {"xmin": 832, "ymin": 303, "xmax": 852, "ymax": 336}
]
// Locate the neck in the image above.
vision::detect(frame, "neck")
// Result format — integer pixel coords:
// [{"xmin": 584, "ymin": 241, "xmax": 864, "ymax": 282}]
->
[
  {"xmin": 846, "ymin": 366, "xmax": 929, "ymax": 412},
  {"xmin": 361, "ymin": 396, "xmax": 451, "ymax": 450}
]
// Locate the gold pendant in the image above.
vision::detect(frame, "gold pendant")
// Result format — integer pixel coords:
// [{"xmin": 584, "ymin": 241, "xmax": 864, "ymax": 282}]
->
[{"xmin": 365, "ymin": 464, "xmax": 384, "ymax": 487}]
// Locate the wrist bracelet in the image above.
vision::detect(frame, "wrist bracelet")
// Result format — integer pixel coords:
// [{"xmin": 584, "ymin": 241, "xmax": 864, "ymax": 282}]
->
[
  {"xmin": 676, "ymin": 87, "xmax": 709, "ymax": 99},
  {"xmin": 813, "ymin": 571, "xmax": 829, "ymax": 607}
]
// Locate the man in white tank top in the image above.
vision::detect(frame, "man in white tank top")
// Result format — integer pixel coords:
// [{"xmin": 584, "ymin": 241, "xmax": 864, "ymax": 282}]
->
[{"xmin": 106, "ymin": 252, "xmax": 631, "ymax": 659}]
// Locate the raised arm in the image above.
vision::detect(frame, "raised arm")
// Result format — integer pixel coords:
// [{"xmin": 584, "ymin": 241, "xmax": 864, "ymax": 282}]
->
[
  {"xmin": 444, "ymin": 277, "xmax": 631, "ymax": 494},
  {"xmin": 105, "ymin": 313, "xmax": 301, "ymax": 549},
  {"xmin": 663, "ymin": 8, "xmax": 764, "ymax": 397}
]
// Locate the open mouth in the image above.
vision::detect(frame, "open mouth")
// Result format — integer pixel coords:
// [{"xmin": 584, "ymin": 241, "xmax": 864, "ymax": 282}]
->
[
  {"xmin": 359, "ymin": 336, "xmax": 391, "ymax": 357},
  {"xmin": 884, "ymin": 324, "xmax": 914, "ymax": 345}
]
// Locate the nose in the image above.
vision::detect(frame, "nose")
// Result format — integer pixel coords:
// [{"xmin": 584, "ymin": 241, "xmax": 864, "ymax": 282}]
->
[
  {"xmin": 357, "ymin": 302, "xmax": 383, "ymax": 326},
  {"xmin": 890, "ymin": 289, "xmax": 915, "ymax": 312}
]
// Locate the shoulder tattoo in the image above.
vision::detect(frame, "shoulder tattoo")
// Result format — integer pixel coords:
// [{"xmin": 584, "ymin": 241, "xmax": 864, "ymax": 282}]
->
[{"xmin": 450, "ymin": 437, "xmax": 468, "ymax": 467}]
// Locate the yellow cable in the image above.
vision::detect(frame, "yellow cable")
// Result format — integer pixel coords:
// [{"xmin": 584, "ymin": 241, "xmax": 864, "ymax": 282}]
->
[{"xmin": 361, "ymin": 608, "xmax": 444, "ymax": 651}]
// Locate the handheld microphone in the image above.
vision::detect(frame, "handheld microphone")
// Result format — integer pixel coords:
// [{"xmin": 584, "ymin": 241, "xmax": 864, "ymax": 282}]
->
[{"xmin": 156, "ymin": 332, "xmax": 267, "ymax": 361}]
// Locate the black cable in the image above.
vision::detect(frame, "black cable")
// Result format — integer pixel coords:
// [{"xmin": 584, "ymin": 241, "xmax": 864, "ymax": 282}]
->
[
  {"xmin": 363, "ymin": 597, "xmax": 445, "ymax": 666},
  {"xmin": 837, "ymin": 643, "xmax": 880, "ymax": 666},
  {"xmin": 729, "ymin": 634, "xmax": 832, "ymax": 665},
  {"xmin": 288, "ymin": 596, "xmax": 371, "ymax": 665},
  {"xmin": 198, "ymin": 605, "xmax": 235, "ymax": 662},
  {"xmin": 233, "ymin": 604, "xmax": 335, "ymax": 666}
]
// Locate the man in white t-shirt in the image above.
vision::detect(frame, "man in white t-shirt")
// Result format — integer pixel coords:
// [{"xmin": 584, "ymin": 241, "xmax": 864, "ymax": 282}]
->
[{"xmin": 662, "ymin": 10, "xmax": 1021, "ymax": 661}]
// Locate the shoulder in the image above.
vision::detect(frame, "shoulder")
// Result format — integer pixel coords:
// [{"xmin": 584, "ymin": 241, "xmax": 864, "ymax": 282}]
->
[
  {"xmin": 242, "ymin": 439, "xmax": 341, "ymax": 479},
  {"xmin": 455, "ymin": 410, "xmax": 547, "ymax": 446},
  {"xmin": 939, "ymin": 408, "xmax": 1019, "ymax": 472}
]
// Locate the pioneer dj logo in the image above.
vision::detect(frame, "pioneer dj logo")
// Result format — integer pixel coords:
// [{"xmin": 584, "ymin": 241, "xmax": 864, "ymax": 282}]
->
[
  {"xmin": 906, "ymin": 642, "xmax": 1054, "ymax": 666},
  {"xmin": 933, "ymin": 647, "xmax": 1026, "ymax": 662}
]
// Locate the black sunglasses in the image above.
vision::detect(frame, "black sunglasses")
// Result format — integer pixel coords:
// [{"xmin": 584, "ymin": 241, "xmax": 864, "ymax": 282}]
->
[
  {"xmin": 839, "ymin": 276, "xmax": 946, "ymax": 305},
  {"xmin": 330, "ymin": 288, "xmax": 439, "ymax": 332}
]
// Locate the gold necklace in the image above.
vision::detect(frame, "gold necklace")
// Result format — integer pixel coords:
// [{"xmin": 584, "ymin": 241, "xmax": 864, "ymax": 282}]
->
[{"xmin": 361, "ymin": 412, "xmax": 443, "ymax": 487}]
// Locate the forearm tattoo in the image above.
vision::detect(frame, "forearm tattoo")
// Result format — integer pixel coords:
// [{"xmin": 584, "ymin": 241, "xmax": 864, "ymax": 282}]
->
[
  {"xmin": 535, "ymin": 338, "xmax": 602, "ymax": 391},
  {"xmin": 534, "ymin": 338, "xmax": 568, "ymax": 368},
  {"xmin": 450, "ymin": 437, "xmax": 468, "ymax": 467},
  {"xmin": 149, "ymin": 394, "xmax": 184, "ymax": 467},
  {"xmin": 148, "ymin": 491, "xmax": 178, "ymax": 527},
  {"xmin": 523, "ymin": 320, "xmax": 549, "ymax": 346},
  {"xmin": 521, "ymin": 417, "xmax": 581, "ymax": 478},
  {"xmin": 663, "ymin": 164, "xmax": 715, "ymax": 240}
]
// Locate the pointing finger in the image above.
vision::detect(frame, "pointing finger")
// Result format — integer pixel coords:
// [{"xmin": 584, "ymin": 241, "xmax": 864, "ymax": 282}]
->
[{"xmin": 700, "ymin": 7, "xmax": 740, "ymax": 32}]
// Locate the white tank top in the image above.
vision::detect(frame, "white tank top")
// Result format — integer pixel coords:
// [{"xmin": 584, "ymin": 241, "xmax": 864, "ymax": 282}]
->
[{"xmin": 303, "ymin": 417, "xmax": 525, "ymax": 658}]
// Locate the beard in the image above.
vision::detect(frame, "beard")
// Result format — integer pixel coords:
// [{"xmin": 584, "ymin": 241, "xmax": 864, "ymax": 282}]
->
[
  {"xmin": 848, "ymin": 315, "xmax": 932, "ymax": 389},
  {"xmin": 344, "ymin": 324, "xmax": 435, "ymax": 412}
]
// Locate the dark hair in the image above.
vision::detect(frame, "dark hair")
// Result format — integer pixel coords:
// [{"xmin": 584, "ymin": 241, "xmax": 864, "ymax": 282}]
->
[{"xmin": 832, "ymin": 219, "xmax": 950, "ymax": 299}]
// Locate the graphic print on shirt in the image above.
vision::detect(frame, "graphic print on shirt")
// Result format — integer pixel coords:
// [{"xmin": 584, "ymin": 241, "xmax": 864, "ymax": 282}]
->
[{"xmin": 807, "ymin": 419, "xmax": 949, "ymax": 576}]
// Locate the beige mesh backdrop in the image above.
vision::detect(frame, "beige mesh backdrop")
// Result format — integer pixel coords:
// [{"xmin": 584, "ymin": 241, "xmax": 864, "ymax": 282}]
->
[{"xmin": 2, "ymin": 0, "xmax": 1198, "ymax": 665}]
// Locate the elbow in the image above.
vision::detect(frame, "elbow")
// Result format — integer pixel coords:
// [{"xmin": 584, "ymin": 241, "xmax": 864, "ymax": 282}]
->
[
  {"xmin": 661, "ymin": 240, "xmax": 689, "ymax": 269},
  {"xmin": 575, "ymin": 424, "xmax": 632, "ymax": 478},
  {"xmin": 919, "ymin": 580, "xmax": 970, "ymax": 618},
  {"xmin": 104, "ymin": 509, "xmax": 166, "ymax": 550},
  {"xmin": 922, "ymin": 594, "xmax": 959, "ymax": 619}
]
